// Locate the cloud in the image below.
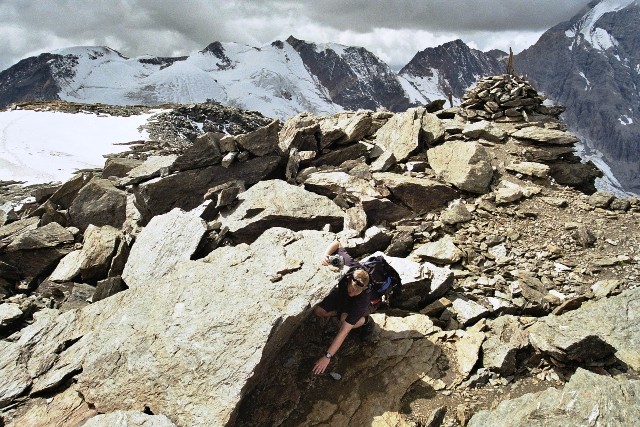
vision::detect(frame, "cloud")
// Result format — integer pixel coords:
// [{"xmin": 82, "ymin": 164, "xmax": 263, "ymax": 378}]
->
[{"xmin": 0, "ymin": 0, "xmax": 592, "ymax": 72}]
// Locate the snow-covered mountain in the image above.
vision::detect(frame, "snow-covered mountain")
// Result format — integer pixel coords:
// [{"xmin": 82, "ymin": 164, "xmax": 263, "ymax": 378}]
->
[
  {"xmin": 399, "ymin": 39, "xmax": 506, "ymax": 106},
  {"xmin": 516, "ymin": 0, "xmax": 640, "ymax": 194},
  {"xmin": 0, "ymin": 39, "xmax": 425, "ymax": 119},
  {"xmin": 0, "ymin": 42, "xmax": 341, "ymax": 119}
]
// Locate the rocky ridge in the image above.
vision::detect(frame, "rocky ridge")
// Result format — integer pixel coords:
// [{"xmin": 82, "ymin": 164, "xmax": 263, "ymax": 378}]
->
[{"xmin": 1, "ymin": 76, "xmax": 639, "ymax": 426}]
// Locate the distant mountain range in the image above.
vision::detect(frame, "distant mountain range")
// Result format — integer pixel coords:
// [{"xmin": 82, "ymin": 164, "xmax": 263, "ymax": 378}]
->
[
  {"xmin": 0, "ymin": 0, "xmax": 638, "ymax": 194},
  {"xmin": 0, "ymin": 35, "xmax": 505, "ymax": 119}
]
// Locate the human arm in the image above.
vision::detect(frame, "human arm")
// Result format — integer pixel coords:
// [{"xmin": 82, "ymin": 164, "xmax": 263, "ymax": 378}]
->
[
  {"xmin": 320, "ymin": 240, "xmax": 341, "ymax": 266},
  {"xmin": 312, "ymin": 320, "xmax": 354, "ymax": 374}
]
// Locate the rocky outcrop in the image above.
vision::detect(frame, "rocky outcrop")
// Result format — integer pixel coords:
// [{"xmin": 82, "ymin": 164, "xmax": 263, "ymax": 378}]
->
[
  {"xmin": 1, "ymin": 228, "xmax": 340, "ymax": 426},
  {"xmin": 218, "ymin": 180, "xmax": 345, "ymax": 243},
  {"xmin": 469, "ymin": 368, "xmax": 640, "ymax": 427},
  {"xmin": 529, "ymin": 288, "xmax": 640, "ymax": 370}
]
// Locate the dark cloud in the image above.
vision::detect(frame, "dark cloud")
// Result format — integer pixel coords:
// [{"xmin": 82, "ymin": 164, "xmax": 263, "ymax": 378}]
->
[
  {"xmin": 0, "ymin": 0, "xmax": 592, "ymax": 72},
  {"xmin": 289, "ymin": 0, "xmax": 590, "ymax": 32}
]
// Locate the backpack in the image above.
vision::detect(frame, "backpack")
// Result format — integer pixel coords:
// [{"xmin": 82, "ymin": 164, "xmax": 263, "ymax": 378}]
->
[{"xmin": 360, "ymin": 255, "xmax": 402, "ymax": 310}]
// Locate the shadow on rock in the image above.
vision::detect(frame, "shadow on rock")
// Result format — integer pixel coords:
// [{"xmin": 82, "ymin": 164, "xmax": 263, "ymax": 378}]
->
[{"xmin": 234, "ymin": 311, "xmax": 449, "ymax": 426}]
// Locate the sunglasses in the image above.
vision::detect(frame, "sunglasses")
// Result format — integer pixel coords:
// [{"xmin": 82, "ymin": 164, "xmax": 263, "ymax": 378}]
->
[{"xmin": 351, "ymin": 275, "xmax": 367, "ymax": 288}]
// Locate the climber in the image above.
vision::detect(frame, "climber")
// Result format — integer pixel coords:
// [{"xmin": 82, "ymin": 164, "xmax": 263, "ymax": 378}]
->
[{"xmin": 312, "ymin": 240, "xmax": 373, "ymax": 375}]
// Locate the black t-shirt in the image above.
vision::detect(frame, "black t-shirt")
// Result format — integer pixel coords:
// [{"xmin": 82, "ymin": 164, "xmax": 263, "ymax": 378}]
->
[{"xmin": 319, "ymin": 275, "xmax": 371, "ymax": 325}]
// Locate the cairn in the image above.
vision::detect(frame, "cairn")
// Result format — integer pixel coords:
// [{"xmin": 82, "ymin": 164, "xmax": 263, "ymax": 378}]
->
[{"xmin": 460, "ymin": 74, "xmax": 565, "ymax": 122}]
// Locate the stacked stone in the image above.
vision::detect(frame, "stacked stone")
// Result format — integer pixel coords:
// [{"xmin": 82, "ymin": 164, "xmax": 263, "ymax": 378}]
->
[{"xmin": 460, "ymin": 74, "xmax": 564, "ymax": 122}]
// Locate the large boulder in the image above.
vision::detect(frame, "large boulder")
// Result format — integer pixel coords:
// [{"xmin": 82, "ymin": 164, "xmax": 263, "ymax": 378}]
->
[
  {"xmin": 4, "ymin": 222, "xmax": 74, "ymax": 252},
  {"xmin": 68, "ymin": 178, "xmax": 128, "ymax": 231},
  {"xmin": 48, "ymin": 172, "xmax": 93, "ymax": 209},
  {"xmin": 235, "ymin": 119, "xmax": 280, "ymax": 156},
  {"xmin": 120, "ymin": 156, "xmax": 177, "ymax": 185},
  {"xmin": 469, "ymin": 369, "xmax": 640, "ymax": 427},
  {"xmin": 511, "ymin": 126, "xmax": 580, "ymax": 145},
  {"xmin": 3, "ymin": 228, "xmax": 340, "ymax": 426},
  {"xmin": 302, "ymin": 171, "xmax": 382, "ymax": 199},
  {"xmin": 528, "ymin": 288, "xmax": 640, "ymax": 369},
  {"xmin": 122, "ymin": 209, "xmax": 207, "ymax": 289},
  {"xmin": 360, "ymin": 196, "xmax": 413, "ymax": 225},
  {"xmin": 318, "ymin": 110, "xmax": 374, "ymax": 148},
  {"xmin": 382, "ymin": 255, "xmax": 454, "ymax": 309},
  {"xmin": 278, "ymin": 113, "xmax": 319, "ymax": 154},
  {"xmin": 49, "ymin": 225, "xmax": 121, "ymax": 283},
  {"xmin": 427, "ymin": 141, "xmax": 494, "ymax": 194},
  {"xmin": 373, "ymin": 172, "xmax": 458, "ymax": 213},
  {"xmin": 372, "ymin": 108, "xmax": 424, "ymax": 162},
  {"xmin": 481, "ymin": 315, "xmax": 529, "ymax": 375},
  {"xmin": 102, "ymin": 157, "xmax": 144, "ymax": 179},
  {"xmin": 219, "ymin": 180, "xmax": 344, "ymax": 243},
  {"xmin": 132, "ymin": 156, "xmax": 281, "ymax": 223}
]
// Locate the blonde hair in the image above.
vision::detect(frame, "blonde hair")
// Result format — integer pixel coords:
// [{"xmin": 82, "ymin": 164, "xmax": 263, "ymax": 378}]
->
[{"xmin": 352, "ymin": 269, "xmax": 370, "ymax": 287}]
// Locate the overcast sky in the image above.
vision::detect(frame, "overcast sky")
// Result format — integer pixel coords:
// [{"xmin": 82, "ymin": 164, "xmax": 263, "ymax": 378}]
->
[{"xmin": 0, "ymin": 0, "xmax": 592, "ymax": 72}]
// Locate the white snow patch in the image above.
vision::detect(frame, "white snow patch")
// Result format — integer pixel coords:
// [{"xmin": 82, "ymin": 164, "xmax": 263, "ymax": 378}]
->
[
  {"xmin": 0, "ymin": 109, "xmax": 157, "ymax": 185},
  {"xmin": 579, "ymin": 72, "xmax": 591, "ymax": 90},
  {"xmin": 565, "ymin": 0, "xmax": 635, "ymax": 50},
  {"xmin": 574, "ymin": 139, "xmax": 637, "ymax": 197},
  {"xmin": 316, "ymin": 42, "xmax": 348, "ymax": 57},
  {"xmin": 618, "ymin": 115, "xmax": 634, "ymax": 125},
  {"xmin": 399, "ymin": 69, "xmax": 459, "ymax": 105}
]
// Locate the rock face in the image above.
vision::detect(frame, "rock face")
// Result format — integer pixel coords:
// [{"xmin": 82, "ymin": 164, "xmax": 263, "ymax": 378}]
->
[
  {"xmin": 516, "ymin": 1, "xmax": 640, "ymax": 194},
  {"xmin": 400, "ymin": 39, "xmax": 505, "ymax": 101},
  {"xmin": 529, "ymin": 288, "xmax": 640, "ymax": 370},
  {"xmin": 286, "ymin": 36, "xmax": 413, "ymax": 112},
  {"xmin": 469, "ymin": 369, "xmax": 640, "ymax": 427},
  {"xmin": 219, "ymin": 180, "xmax": 345, "ymax": 243},
  {"xmin": 2, "ymin": 228, "xmax": 339, "ymax": 426}
]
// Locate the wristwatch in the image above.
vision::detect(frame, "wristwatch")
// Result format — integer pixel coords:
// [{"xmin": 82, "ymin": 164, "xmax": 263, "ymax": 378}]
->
[{"xmin": 325, "ymin": 352, "xmax": 333, "ymax": 359}]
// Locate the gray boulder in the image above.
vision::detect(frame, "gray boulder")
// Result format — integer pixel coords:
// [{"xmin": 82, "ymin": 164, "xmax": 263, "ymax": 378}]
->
[
  {"xmin": 511, "ymin": 126, "xmax": 580, "ymax": 145},
  {"xmin": 122, "ymin": 208, "xmax": 207, "ymax": 289},
  {"xmin": 219, "ymin": 180, "xmax": 344, "ymax": 243},
  {"xmin": 235, "ymin": 119, "xmax": 280, "ymax": 156},
  {"xmin": 5, "ymin": 228, "xmax": 340, "ymax": 426},
  {"xmin": 49, "ymin": 225, "xmax": 121, "ymax": 283},
  {"xmin": 373, "ymin": 172, "xmax": 458, "ymax": 213},
  {"xmin": 469, "ymin": 369, "xmax": 640, "ymax": 427},
  {"xmin": 48, "ymin": 172, "xmax": 93, "ymax": 209},
  {"xmin": 278, "ymin": 113, "xmax": 319, "ymax": 154},
  {"xmin": 529, "ymin": 288, "xmax": 640, "ymax": 369},
  {"xmin": 102, "ymin": 157, "xmax": 144, "ymax": 179},
  {"xmin": 481, "ymin": 315, "xmax": 529, "ymax": 375},
  {"xmin": 360, "ymin": 196, "xmax": 413, "ymax": 225},
  {"xmin": 5, "ymin": 222, "xmax": 74, "ymax": 252},
  {"xmin": 428, "ymin": 141, "xmax": 494, "ymax": 194},
  {"xmin": 411, "ymin": 235, "xmax": 463, "ymax": 264},
  {"xmin": 68, "ymin": 178, "xmax": 128, "ymax": 231},
  {"xmin": 373, "ymin": 108, "xmax": 424, "ymax": 162},
  {"xmin": 302, "ymin": 171, "xmax": 382, "ymax": 199},
  {"xmin": 119, "ymin": 156, "xmax": 177, "ymax": 185},
  {"xmin": 462, "ymin": 120, "xmax": 506, "ymax": 142}
]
